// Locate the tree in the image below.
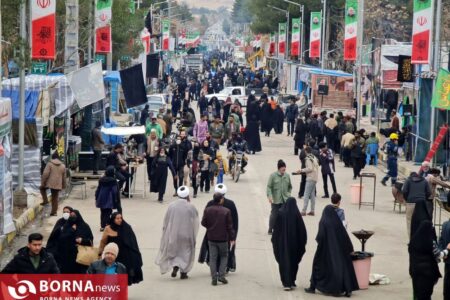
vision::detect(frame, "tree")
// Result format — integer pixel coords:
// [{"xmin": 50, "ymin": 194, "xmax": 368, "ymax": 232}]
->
[
  {"xmin": 200, "ymin": 14, "xmax": 209, "ymax": 28},
  {"xmin": 232, "ymin": 0, "xmax": 252, "ymax": 24}
]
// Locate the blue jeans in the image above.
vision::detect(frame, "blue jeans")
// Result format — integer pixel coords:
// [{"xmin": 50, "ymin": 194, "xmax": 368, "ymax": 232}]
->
[
  {"xmin": 303, "ymin": 180, "xmax": 317, "ymax": 212},
  {"xmin": 217, "ymin": 170, "xmax": 224, "ymax": 184}
]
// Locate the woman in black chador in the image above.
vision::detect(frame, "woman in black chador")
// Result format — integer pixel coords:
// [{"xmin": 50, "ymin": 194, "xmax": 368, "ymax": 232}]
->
[
  {"xmin": 271, "ymin": 197, "xmax": 307, "ymax": 291},
  {"xmin": 409, "ymin": 200, "xmax": 445, "ymax": 300},
  {"xmin": 150, "ymin": 147, "xmax": 176, "ymax": 202},
  {"xmin": 305, "ymin": 205, "xmax": 359, "ymax": 297},
  {"xmin": 244, "ymin": 96, "xmax": 262, "ymax": 154}
]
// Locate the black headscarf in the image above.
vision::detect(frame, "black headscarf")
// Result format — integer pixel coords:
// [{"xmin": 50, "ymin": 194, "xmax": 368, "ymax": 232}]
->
[
  {"xmin": 271, "ymin": 198, "xmax": 307, "ymax": 287},
  {"xmin": 408, "ymin": 220, "xmax": 441, "ymax": 280},
  {"xmin": 410, "ymin": 201, "xmax": 432, "ymax": 239},
  {"xmin": 108, "ymin": 212, "xmax": 143, "ymax": 285},
  {"xmin": 310, "ymin": 205, "xmax": 359, "ymax": 295},
  {"xmin": 70, "ymin": 210, "xmax": 93, "ymax": 245},
  {"xmin": 46, "ymin": 206, "xmax": 74, "ymax": 254}
]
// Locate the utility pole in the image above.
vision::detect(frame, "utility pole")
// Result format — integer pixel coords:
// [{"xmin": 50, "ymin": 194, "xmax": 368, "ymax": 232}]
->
[
  {"xmin": 0, "ymin": 0, "xmax": 2, "ymax": 95},
  {"xmin": 321, "ymin": 0, "xmax": 327, "ymax": 70},
  {"xmin": 88, "ymin": 0, "xmax": 93, "ymax": 64},
  {"xmin": 16, "ymin": 0, "xmax": 27, "ymax": 205},
  {"xmin": 301, "ymin": 5, "xmax": 305, "ymax": 64},
  {"xmin": 430, "ymin": 0, "xmax": 442, "ymax": 144},
  {"xmin": 356, "ymin": 0, "xmax": 365, "ymax": 128},
  {"xmin": 286, "ymin": 10, "xmax": 290, "ymax": 61}
]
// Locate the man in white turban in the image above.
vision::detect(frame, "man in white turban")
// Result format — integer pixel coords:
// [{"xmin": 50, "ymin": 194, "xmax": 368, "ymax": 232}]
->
[{"xmin": 155, "ymin": 186, "xmax": 199, "ymax": 279}]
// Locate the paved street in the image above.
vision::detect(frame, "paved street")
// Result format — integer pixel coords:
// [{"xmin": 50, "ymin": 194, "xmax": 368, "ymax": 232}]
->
[{"xmin": 25, "ymin": 127, "xmax": 443, "ymax": 300}]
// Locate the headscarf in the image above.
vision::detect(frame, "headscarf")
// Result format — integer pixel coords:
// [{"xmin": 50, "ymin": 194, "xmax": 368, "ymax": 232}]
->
[{"xmin": 410, "ymin": 201, "xmax": 432, "ymax": 239}]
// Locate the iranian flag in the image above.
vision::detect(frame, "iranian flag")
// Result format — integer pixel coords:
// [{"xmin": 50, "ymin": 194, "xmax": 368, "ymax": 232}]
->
[
  {"xmin": 31, "ymin": 0, "xmax": 56, "ymax": 59},
  {"xmin": 186, "ymin": 31, "xmax": 200, "ymax": 48},
  {"xmin": 278, "ymin": 23, "xmax": 287, "ymax": 56},
  {"xmin": 162, "ymin": 19, "xmax": 170, "ymax": 51},
  {"xmin": 269, "ymin": 32, "xmax": 276, "ymax": 55},
  {"xmin": 141, "ymin": 28, "xmax": 151, "ymax": 55},
  {"xmin": 411, "ymin": 0, "xmax": 434, "ymax": 64},
  {"xmin": 291, "ymin": 18, "xmax": 301, "ymax": 57},
  {"xmin": 344, "ymin": 0, "xmax": 358, "ymax": 61},
  {"xmin": 95, "ymin": 0, "xmax": 112, "ymax": 53},
  {"xmin": 309, "ymin": 12, "xmax": 321, "ymax": 58}
]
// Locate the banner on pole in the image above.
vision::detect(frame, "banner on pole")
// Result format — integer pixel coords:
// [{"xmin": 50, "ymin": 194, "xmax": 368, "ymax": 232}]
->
[
  {"xmin": 397, "ymin": 55, "xmax": 414, "ymax": 82},
  {"xmin": 141, "ymin": 28, "xmax": 151, "ymax": 55},
  {"xmin": 344, "ymin": 0, "xmax": 358, "ymax": 61},
  {"xmin": 162, "ymin": 19, "xmax": 170, "ymax": 51},
  {"xmin": 431, "ymin": 69, "xmax": 450, "ymax": 109},
  {"xmin": 31, "ymin": 0, "xmax": 56, "ymax": 59},
  {"xmin": 291, "ymin": 18, "xmax": 301, "ymax": 57},
  {"xmin": 95, "ymin": 0, "xmax": 112, "ymax": 53},
  {"xmin": 278, "ymin": 23, "xmax": 287, "ymax": 56},
  {"xmin": 411, "ymin": 0, "xmax": 434, "ymax": 64},
  {"xmin": 269, "ymin": 32, "xmax": 276, "ymax": 55},
  {"xmin": 309, "ymin": 12, "xmax": 321, "ymax": 58}
]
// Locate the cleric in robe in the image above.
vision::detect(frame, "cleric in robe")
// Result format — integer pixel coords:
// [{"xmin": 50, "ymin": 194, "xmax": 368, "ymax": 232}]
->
[{"xmin": 155, "ymin": 186, "xmax": 199, "ymax": 279}]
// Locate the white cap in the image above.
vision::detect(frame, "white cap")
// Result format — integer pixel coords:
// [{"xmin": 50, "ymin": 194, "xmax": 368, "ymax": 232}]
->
[
  {"xmin": 177, "ymin": 186, "xmax": 190, "ymax": 198},
  {"xmin": 214, "ymin": 183, "xmax": 227, "ymax": 195}
]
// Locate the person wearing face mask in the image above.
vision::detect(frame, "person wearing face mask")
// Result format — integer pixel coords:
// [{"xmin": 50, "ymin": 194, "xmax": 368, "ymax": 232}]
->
[
  {"xmin": 95, "ymin": 166, "xmax": 121, "ymax": 231},
  {"xmin": 168, "ymin": 130, "xmax": 192, "ymax": 195},
  {"xmin": 45, "ymin": 206, "xmax": 74, "ymax": 263},
  {"xmin": 150, "ymin": 148, "xmax": 177, "ymax": 202},
  {"xmin": 54, "ymin": 210, "xmax": 94, "ymax": 274},
  {"xmin": 99, "ymin": 212, "xmax": 143, "ymax": 285}
]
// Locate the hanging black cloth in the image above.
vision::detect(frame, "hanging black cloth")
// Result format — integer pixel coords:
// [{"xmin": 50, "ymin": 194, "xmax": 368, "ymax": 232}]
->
[
  {"xmin": 147, "ymin": 53, "xmax": 160, "ymax": 78},
  {"xmin": 309, "ymin": 205, "xmax": 359, "ymax": 295},
  {"xmin": 120, "ymin": 64, "xmax": 147, "ymax": 108},
  {"xmin": 271, "ymin": 197, "xmax": 307, "ymax": 288}
]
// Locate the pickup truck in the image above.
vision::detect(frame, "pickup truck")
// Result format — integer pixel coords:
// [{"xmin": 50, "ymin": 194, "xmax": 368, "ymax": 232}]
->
[{"xmin": 205, "ymin": 86, "xmax": 275, "ymax": 107}]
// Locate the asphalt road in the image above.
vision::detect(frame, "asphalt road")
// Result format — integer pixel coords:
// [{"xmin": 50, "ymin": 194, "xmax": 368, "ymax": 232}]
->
[{"xmin": 4, "ymin": 125, "xmax": 445, "ymax": 300}]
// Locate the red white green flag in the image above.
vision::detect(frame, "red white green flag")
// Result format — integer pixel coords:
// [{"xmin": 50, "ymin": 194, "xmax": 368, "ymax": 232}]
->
[
  {"xmin": 411, "ymin": 0, "xmax": 434, "ymax": 64},
  {"xmin": 344, "ymin": 0, "xmax": 358, "ymax": 61},
  {"xmin": 31, "ymin": 0, "xmax": 56, "ymax": 59},
  {"xmin": 141, "ymin": 28, "xmax": 151, "ymax": 55},
  {"xmin": 309, "ymin": 12, "xmax": 321, "ymax": 58},
  {"xmin": 291, "ymin": 18, "xmax": 301, "ymax": 57},
  {"xmin": 186, "ymin": 31, "xmax": 200, "ymax": 49},
  {"xmin": 278, "ymin": 23, "xmax": 287, "ymax": 56},
  {"xmin": 162, "ymin": 19, "xmax": 170, "ymax": 51},
  {"xmin": 269, "ymin": 32, "xmax": 276, "ymax": 55},
  {"xmin": 95, "ymin": 0, "xmax": 112, "ymax": 53}
]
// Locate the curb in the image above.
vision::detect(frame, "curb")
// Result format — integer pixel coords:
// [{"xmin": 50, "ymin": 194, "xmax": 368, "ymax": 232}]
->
[{"xmin": 0, "ymin": 195, "xmax": 43, "ymax": 256}]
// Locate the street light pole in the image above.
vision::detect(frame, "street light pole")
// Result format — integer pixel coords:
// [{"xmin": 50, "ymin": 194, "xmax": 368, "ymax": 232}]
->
[
  {"xmin": 17, "ymin": 0, "xmax": 27, "ymax": 203},
  {"xmin": 430, "ymin": 0, "xmax": 442, "ymax": 145},
  {"xmin": 321, "ymin": 0, "xmax": 327, "ymax": 70},
  {"xmin": 0, "ymin": 0, "xmax": 2, "ymax": 94},
  {"xmin": 356, "ymin": 0, "xmax": 365, "ymax": 129},
  {"xmin": 281, "ymin": 0, "xmax": 304, "ymax": 63}
]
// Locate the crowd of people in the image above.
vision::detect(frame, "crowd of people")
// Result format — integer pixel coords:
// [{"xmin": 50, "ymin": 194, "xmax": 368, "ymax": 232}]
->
[{"xmin": 5, "ymin": 61, "xmax": 450, "ymax": 299}]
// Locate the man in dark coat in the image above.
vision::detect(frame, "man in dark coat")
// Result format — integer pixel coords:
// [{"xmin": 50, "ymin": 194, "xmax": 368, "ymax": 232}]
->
[
  {"xmin": 140, "ymin": 105, "xmax": 150, "ymax": 126},
  {"xmin": 2, "ymin": 233, "xmax": 60, "ymax": 274},
  {"xmin": 169, "ymin": 131, "xmax": 192, "ymax": 193},
  {"xmin": 271, "ymin": 197, "xmax": 307, "ymax": 291},
  {"xmin": 285, "ymin": 99, "xmax": 299, "ymax": 136},
  {"xmin": 305, "ymin": 205, "xmax": 359, "ymax": 297},
  {"xmin": 199, "ymin": 184, "xmax": 239, "ymax": 273},
  {"xmin": 318, "ymin": 142, "xmax": 337, "ymax": 198}
]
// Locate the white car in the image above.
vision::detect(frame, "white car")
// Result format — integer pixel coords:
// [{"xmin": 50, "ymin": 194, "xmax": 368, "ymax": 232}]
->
[{"xmin": 128, "ymin": 94, "xmax": 167, "ymax": 123}]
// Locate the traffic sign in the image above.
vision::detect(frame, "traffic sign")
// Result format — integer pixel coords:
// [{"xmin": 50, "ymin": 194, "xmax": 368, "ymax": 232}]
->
[{"xmin": 31, "ymin": 62, "xmax": 47, "ymax": 74}]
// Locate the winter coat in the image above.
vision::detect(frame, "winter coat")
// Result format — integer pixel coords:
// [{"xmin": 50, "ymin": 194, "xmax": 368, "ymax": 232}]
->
[
  {"xmin": 302, "ymin": 154, "xmax": 319, "ymax": 182},
  {"xmin": 41, "ymin": 159, "xmax": 66, "ymax": 190},
  {"xmin": 91, "ymin": 127, "xmax": 105, "ymax": 151},
  {"xmin": 402, "ymin": 173, "xmax": 432, "ymax": 204},
  {"xmin": 1, "ymin": 247, "xmax": 60, "ymax": 274},
  {"xmin": 95, "ymin": 176, "xmax": 120, "ymax": 209},
  {"xmin": 193, "ymin": 120, "xmax": 209, "ymax": 144},
  {"xmin": 87, "ymin": 259, "xmax": 127, "ymax": 274},
  {"xmin": 285, "ymin": 104, "xmax": 299, "ymax": 121}
]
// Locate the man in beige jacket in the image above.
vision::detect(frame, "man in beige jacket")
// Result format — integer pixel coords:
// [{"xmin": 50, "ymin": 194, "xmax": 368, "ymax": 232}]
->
[{"xmin": 40, "ymin": 152, "xmax": 66, "ymax": 216}]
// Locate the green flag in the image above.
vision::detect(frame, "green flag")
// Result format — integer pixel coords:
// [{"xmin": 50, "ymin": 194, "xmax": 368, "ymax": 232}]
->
[{"xmin": 431, "ymin": 69, "xmax": 450, "ymax": 109}]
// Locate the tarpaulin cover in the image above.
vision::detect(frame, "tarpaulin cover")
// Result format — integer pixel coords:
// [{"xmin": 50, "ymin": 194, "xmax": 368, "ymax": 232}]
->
[
  {"xmin": 120, "ymin": 64, "xmax": 147, "ymax": 108},
  {"xmin": 1, "ymin": 74, "xmax": 74, "ymax": 118}
]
